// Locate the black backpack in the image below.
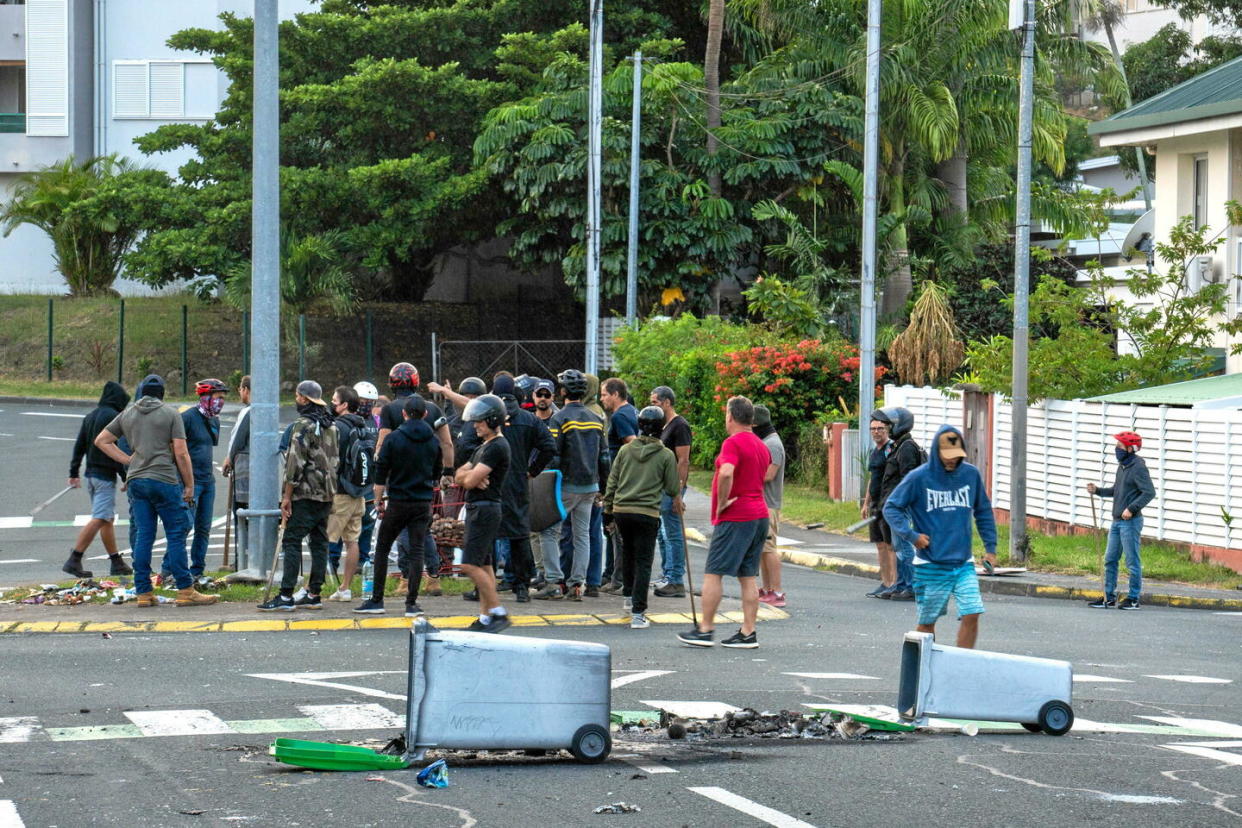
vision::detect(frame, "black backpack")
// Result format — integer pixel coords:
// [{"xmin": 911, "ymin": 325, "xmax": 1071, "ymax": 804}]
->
[{"xmin": 339, "ymin": 419, "xmax": 377, "ymax": 496}]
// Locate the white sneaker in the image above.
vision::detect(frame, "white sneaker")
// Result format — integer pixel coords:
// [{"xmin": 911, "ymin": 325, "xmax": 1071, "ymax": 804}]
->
[
  {"xmin": 328, "ymin": 589, "xmax": 352, "ymax": 602},
  {"xmin": 292, "ymin": 587, "xmax": 307, "ymax": 602},
  {"xmin": 630, "ymin": 614, "xmax": 650, "ymax": 629},
  {"xmin": 652, "ymin": 579, "xmax": 668, "ymax": 589}
]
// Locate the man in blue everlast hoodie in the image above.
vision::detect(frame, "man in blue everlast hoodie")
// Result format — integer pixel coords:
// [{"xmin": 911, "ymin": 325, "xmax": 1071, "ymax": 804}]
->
[{"xmin": 884, "ymin": 425, "xmax": 998, "ymax": 648}]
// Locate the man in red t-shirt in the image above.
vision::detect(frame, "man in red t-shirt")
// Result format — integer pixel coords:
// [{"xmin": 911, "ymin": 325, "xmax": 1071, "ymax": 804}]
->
[{"xmin": 678, "ymin": 395, "xmax": 770, "ymax": 649}]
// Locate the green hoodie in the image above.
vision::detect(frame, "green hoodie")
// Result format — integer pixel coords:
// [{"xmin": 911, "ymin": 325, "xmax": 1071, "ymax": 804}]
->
[
  {"xmin": 603, "ymin": 435, "xmax": 679, "ymax": 518},
  {"xmin": 585, "ymin": 373, "xmax": 606, "ymax": 419}
]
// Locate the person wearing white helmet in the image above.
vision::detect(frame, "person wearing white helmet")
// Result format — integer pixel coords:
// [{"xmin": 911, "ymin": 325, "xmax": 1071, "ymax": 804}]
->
[{"xmin": 328, "ymin": 381, "xmax": 381, "ymax": 599}]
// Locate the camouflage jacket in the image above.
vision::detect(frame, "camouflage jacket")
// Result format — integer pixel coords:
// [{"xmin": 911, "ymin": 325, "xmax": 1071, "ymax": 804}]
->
[{"xmin": 284, "ymin": 414, "xmax": 339, "ymax": 502}]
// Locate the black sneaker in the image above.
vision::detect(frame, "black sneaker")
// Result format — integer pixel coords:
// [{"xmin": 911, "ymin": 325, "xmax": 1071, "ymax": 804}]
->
[
  {"xmin": 353, "ymin": 599, "xmax": 386, "ymax": 614},
  {"xmin": 677, "ymin": 627, "xmax": 715, "ymax": 647},
  {"xmin": 62, "ymin": 552, "xmax": 93, "ymax": 579},
  {"xmin": 497, "ymin": 582, "xmax": 513, "ymax": 593},
  {"xmin": 721, "ymin": 630, "xmax": 758, "ymax": 649},
  {"xmin": 463, "ymin": 589, "xmax": 479, "ymax": 602},
  {"xmin": 109, "ymin": 555, "xmax": 134, "ymax": 576},
  {"xmin": 486, "ymin": 614, "xmax": 512, "ymax": 634},
  {"xmin": 1118, "ymin": 597, "xmax": 1140, "ymax": 610},
  {"xmin": 294, "ymin": 593, "xmax": 323, "ymax": 610},
  {"xmin": 654, "ymin": 583, "xmax": 685, "ymax": 598},
  {"xmin": 404, "ymin": 603, "xmax": 424, "ymax": 617},
  {"xmin": 258, "ymin": 594, "xmax": 295, "ymax": 612},
  {"xmin": 584, "ymin": 586, "xmax": 600, "ymax": 598},
  {"xmin": 467, "ymin": 617, "xmax": 493, "ymax": 632},
  {"xmin": 1087, "ymin": 597, "xmax": 1116, "ymax": 609},
  {"xmin": 865, "ymin": 584, "xmax": 888, "ymax": 598},
  {"xmin": 514, "ymin": 588, "xmax": 530, "ymax": 603},
  {"xmin": 888, "ymin": 589, "xmax": 915, "ymax": 601}
]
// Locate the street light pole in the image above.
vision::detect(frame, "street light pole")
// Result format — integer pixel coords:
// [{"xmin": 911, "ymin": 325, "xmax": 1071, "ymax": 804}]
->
[
  {"xmin": 584, "ymin": 0, "xmax": 603, "ymax": 373},
  {"xmin": 858, "ymin": 0, "xmax": 881, "ymax": 440},
  {"xmin": 1010, "ymin": 0, "xmax": 1035, "ymax": 562},
  {"xmin": 625, "ymin": 50, "xmax": 642, "ymax": 326}
]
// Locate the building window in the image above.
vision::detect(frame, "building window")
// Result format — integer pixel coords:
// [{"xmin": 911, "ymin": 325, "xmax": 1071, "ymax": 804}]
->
[
  {"xmin": 1193, "ymin": 157, "xmax": 1208, "ymax": 230},
  {"xmin": 113, "ymin": 60, "xmax": 214, "ymax": 119}
]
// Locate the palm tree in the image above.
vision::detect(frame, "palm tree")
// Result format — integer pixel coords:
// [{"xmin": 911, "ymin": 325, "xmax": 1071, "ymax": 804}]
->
[{"xmin": 704, "ymin": 0, "xmax": 726, "ymax": 197}]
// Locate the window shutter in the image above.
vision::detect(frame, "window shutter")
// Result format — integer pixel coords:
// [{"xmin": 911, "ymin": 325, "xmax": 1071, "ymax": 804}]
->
[
  {"xmin": 24, "ymin": 0, "xmax": 68, "ymax": 136},
  {"xmin": 113, "ymin": 63, "xmax": 148, "ymax": 118},
  {"xmin": 148, "ymin": 61, "xmax": 183, "ymax": 118}
]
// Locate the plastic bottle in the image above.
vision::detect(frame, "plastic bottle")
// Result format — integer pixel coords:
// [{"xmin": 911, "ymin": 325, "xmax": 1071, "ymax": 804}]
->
[{"xmin": 362, "ymin": 560, "xmax": 374, "ymax": 599}]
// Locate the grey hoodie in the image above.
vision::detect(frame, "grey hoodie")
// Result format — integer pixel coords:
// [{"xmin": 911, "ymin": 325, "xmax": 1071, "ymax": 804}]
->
[{"xmin": 104, "ymin": 396, "xmax": 187, "ymax": 486}]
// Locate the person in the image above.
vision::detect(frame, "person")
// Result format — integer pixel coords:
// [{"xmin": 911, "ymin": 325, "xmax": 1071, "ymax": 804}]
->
[
  {"xmin": 600, "ymin": 378, "xmax": 638, "ymax": 593},
  {"xmin": 874, "ymin": 406, "xmax": 924, "ymax": 600},
  {"xmin": 650, "ymin": 386, "xmax": 691, "ymax": 598},
  {"xmin": 454, "ymin": 394, "xmax": 513, "ymax": 632},
  {"xmin": 754, "ymin": 405, "xmax": 787, "ymax": 608},
  {"xmin": 325, "ymin": 386, "xmax": 372, "ymax": 603},
  {"xmin": 377, "ymin": 362, "xmax": 453, "ymax": 468},
  {"xmin": 1087, "ymin": 431, "xmax": 1155, "ymax": 611},
  {"xmin": 66, "ymin": 381, "xmax": 133, "ymax": 578},
  {"xmin": 94, "ymin": 374, "xmax": 217, "ymax": 607},
  {"xmin": 539, "ymin": 369, "xmax": 610, "ymax": 601},
  {"xmin": 180, "ymin": 378, "xmax": 228, "ymax": 585},
  {"xmin": 532, "ymin": 378, "xmax": 558, "ymax": 421},
  {"xmin": 222, "ymin": 375, "xmax": 251, "ymax": 571},
  {"xmin": 861, "ymin": 417, "xmax": 896, "ymax": 597},
  {"xmin": 259, "ymin": 380, "xmax": 339, "ymax": 612},
  {"xmin": 529, "ymin": 377, "xmax": 561, "ymax": 587},
  {"xmin": 677, "ymin": 396, "xmax": 769, "ymax": 649},
  {"xmin": 356, "ymin": 394, "xmax": 442, "ymax": 616},
  {"xmin": 428, "ymin": 376, "xmax": 487, "ymax": 452},
  {"xmin": 604, "ymin": 406, "xmax": 681, "ymax": 629},
  {"xmin": 883, "ymin": 426, "xmax": 998, "ymax": 649},
  {"xmin": 328, "ymin": 380, "xmax": 381, "ymax": 594}
]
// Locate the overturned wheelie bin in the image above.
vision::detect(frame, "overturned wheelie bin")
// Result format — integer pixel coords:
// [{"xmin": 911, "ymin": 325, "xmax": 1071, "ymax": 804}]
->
[{"xmin": 898, "ymin": 631, "xmax": 1074, "ymax": 735}]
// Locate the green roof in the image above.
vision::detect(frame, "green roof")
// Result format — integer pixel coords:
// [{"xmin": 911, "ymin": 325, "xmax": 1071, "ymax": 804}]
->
[
  {"xmin": 1088, "ymin": 370, "xmax": 1242, "ymax": 406},
  {"xmin": 1089, "ymin": 55, "xmax": 1242, "ymax": 137}
]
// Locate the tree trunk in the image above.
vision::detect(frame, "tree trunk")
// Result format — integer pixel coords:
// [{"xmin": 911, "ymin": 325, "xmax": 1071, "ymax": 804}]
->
[
  {"xmin": 881, "ymin": 159, "xmax": 913, "ymax": 318},
  {"xmin": 387, "ymin": 253, "xmax": 438, "ymax": 302},
  {"xmin": 704, "ymin": 0, "xmax": 724, "ymax": 197},
  {"xmin": 936, "ymin": 139, "xmax": 968, "ymax": 216},
  {"xmin": 1102, "ymin": 18, "xmax": 1152, "ymax": 211}
]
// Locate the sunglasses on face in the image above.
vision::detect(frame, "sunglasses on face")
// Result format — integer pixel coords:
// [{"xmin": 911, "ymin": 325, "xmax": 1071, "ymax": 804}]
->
[{"xmin": 535, "ymin": 391, "xmax": 552, "ymax": 398}]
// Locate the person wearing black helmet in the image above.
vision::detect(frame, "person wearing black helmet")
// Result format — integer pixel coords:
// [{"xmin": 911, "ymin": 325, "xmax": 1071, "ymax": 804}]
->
[
  {"xmin": 604, "ymin": 406, "xmax": 681, "ymax": 629},
  {"xmin": 873, "ymin": 406, "xmax": 926, "ymax": 600},
  {"xmin": 378, "ymin": 362, "xmax": 454, "ymax": 468},
  {"xmin": 180, "ymin": 378, "xmax": 228, "ymax": 585},
  {"xmin": 455, "ymin": 394, "xmax": 513, "ymax": 631}
]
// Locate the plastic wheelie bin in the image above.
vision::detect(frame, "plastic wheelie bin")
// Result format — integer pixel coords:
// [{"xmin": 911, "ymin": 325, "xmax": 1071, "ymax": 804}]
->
[
  {"xmin": 402, "ymin": 618, "xmax": 613, "ymax": 763},
  {"xmin": 897, "ymin": 631, "xmax": 1075, "ymax": 735}
]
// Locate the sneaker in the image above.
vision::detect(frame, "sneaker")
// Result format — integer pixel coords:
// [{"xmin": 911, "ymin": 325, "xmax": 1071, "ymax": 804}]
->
[
  {"xmin": 654, "ymin": 583, "xmax": 685, "ymax": 598},
  {"xmin": 258, "ymin": 594, "xmax": 295, "ymax": 612},
  {"xmin": 1087, "ymin": 597, "xmax": 1116, "ymax": 609},
  {"xmin": 721, "ymin": 630, "xmax": 759, "ymax": 649},
  {"xmin": 109, "ymin": 555, "xmax": 134, "ymax": 576},
  {"xmin": 486, "ymin": 614, "xmax": 512, "ymax": 634},
  {"xmin": 758, "ymin": 589, "xmax": 775, "ymax": 605},
  {"xmin": 196, "ymin": 576, "xmax": 216, "ymax": 590},
  {"xmin": 514, "ymin": 588, "xmax": 530, "ymax": 603},
  {"xmin": 568, "ymin": 585, "xmax": 583, "ymax": 602},
  {"xmin": 875, "ymin": 585, "xmax": 896, "ymax": 600},
  {"xmin": 497, "ymin": 582, "xmax": 514, "ymax": 593},
  {"xmin": 467, "ymin": 617, "xmax": 492, "ymax": 632},
  {"xmin": 1118, "ymin": 597, "xmax": 1140, "ymax": 611},
  {"xmin": 463, "ymin": 589, "xmax": 479, "ymax": 602},
  {"xmin": 584, "ymin": 586, "xmax": 600, "ymax": 598},
  {"xmin": 630, "ymin": 614, "xmax": 650, "ymax": 629},
  {"xmin": 533, "ymin": 585, "xmax": 563, "ymax": 600},
  {"xmin": 768, "ymin": 591, "xmax": 787, "ymax": 608},
  {"xmin": 888, "ymin": 589, "xmax": 915, "ymax": 601},
  {"xmin": 599, "ymin": 582, "xmax": 622, "ymax": 594},
  {"xmin": 677, "ymin": 627, "xmax": 715, "ymax": 647},
  {"xmin": 292, "ymin": 587, "xmax": 308, "ymax": 603},
  {"xmin": 404, "ymin": 603, "xmax": 424, "ymax": 617},
  {"xmin": 294, "ymin": 593, "xmax": 323, "ymax": 610},
  {"xmin": 176, "ymin": 587, "xmax": 219, "ymax": 606},
  {"xmin": 328, "ymin": 588, "xmax": 352, "ymax": 602},
  {"xmin": 62, "ymin": 551, "xmax": 93, "ymax": 579},
  {"xmin": 353, "ymin": 599, "xmax": 386, "ymax": 614},
  {"xmin": 865, "ymin": 584, "xmax": 888, "ymax": 598},
  {"xmin": 652, "ymin": 578, "xmax": 669, "ymax": 590}
]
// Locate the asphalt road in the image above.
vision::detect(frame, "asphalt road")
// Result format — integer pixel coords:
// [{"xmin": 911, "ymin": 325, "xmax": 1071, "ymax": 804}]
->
[{"xmin": 3, "ymin": 556, "xmax": 1242, "ymax": 826}]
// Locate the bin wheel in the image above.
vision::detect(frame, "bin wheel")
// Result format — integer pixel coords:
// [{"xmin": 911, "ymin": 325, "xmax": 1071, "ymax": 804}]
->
[
  {"xmin": 1037, "ymin": 700, "xmax": 1074, "ymax": 736},
  {"xmin": 1021, "ymin": 723, "xmax": 1042, "ymax": 733},
  {"xmin": 570, "ymin": 724, "xmax": 611, "ymax": 764}
]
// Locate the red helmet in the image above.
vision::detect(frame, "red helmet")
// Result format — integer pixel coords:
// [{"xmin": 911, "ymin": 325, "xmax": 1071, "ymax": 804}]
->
[
  {"xmin": 195, "ymin": 378, "xmax": 228, "ymax": 396},
  {"xmin": 388, "ymin": 362, "xmax": 420, "ymax": 391},
  {"xmin": 1114, "ymin": 431, "xmax": 1142, "ymax": 449}
]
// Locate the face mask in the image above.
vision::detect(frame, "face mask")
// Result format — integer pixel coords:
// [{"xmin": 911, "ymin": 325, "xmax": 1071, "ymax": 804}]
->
[
  {"xmin": 1115, "ymin": 447, "xmax": 1129, "ymax": 462},
  {"xmin": 199, "ymin": 396, "xmax": 223, "ymax": 418}
]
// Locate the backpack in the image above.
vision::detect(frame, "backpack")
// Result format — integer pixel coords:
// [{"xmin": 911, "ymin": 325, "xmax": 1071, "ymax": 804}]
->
[{"xmin": 339, "ymin": 418, "xmax": 377, "ymax": 496}]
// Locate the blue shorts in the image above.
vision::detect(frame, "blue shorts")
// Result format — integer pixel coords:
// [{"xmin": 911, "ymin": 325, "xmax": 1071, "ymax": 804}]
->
[
  {"xmin": 913, "ymin": 561, "xmax": 984, "ymax": 625},
  {"xmin": 85, "ymin": 476, "xmax": 117, "ymax": 521},
  {"xmin": 705, "ymin": 518, "xmax": 769, "ymax": 578}
]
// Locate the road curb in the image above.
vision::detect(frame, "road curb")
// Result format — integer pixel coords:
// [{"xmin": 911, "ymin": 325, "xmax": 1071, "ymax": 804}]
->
[
  {"xmin": 0, "ymin": 605, "xmax": 789, "ymax": 634},
  {"xmin": 780, "ymin": 549, "xmax": 1242, "ymax": 612}
]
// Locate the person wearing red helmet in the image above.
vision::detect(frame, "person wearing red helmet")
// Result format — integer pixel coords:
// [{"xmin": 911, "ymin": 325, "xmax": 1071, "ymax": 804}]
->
[
  {"xmin": 178, "ymin": 378, "xmax": 228, "ymax": 585},
  {"xmin": 377, "ymin": 362, "xmax": 454, "ymax": 469},
  {"xmin": 1087, "ymin": 431, "xmax": 1155, "ymax": 610}
]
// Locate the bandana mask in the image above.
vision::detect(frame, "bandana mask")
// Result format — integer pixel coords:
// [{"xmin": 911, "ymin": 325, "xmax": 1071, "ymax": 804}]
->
[{"xmin": 199, "ymin": 396, "xmax": 224, "ymax": 418}]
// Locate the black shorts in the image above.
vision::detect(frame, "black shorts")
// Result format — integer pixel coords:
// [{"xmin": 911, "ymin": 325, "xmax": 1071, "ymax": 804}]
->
[
  {"xmin": 462, "ymin": 502, "xmax": 502, "ymax": 567},
  {"xmin": 871, "ymin": 512, "xmax": 891, "ymax": 544},
  {"xmin": 705, "ymin": 518, "xmax": 769, "ymax": 578}
]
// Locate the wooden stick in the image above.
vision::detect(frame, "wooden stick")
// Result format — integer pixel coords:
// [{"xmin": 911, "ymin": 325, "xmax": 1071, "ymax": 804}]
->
[
  {"xmin": 678, "ymin": 515, "xmax": 698, "ymax": 629},
  {"xmin": 221, "ymin": 475, "xmax": 234, "ymax": 570},
  {"xmin": 1088, "ymin": 486, "xmax": 1104, "ymax": 593}
]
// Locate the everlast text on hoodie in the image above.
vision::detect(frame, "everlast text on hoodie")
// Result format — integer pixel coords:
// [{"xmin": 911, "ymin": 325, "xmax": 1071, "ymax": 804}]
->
[
  {"xmin": 882, "ymin": 425, "xmax": 997, "ymax": 565},
  {"xmin": 71, "ymin": 381, "xmax": 131, "ymax": 482}
]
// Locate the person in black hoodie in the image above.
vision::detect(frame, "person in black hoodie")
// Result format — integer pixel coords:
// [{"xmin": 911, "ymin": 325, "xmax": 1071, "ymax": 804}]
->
[
  {"xmin": 355, "ymin": 394, "xmax": 442, "ymax": 616},
  {"xmin": 67, "ymin": 381, "xmax": 133, "ymax": 577}
]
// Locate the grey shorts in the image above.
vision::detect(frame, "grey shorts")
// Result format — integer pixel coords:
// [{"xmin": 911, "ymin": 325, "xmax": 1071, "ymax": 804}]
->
[
  {"xmin": 86, "ymin": 476, "xmax": 117, "ymax": 521},
  {"xmin": 705, "ymin": 518, "xmax": 769, "ymax": 578}
]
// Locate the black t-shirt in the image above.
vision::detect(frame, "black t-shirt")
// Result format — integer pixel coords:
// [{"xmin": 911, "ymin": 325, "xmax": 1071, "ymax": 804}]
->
[
  {"xmin": 868, "ymin": 442, "xmax": 889, "ymax": 501},
  {"xmin": 660, "ymin": 415, "xmax": 692, "ymax": 453},
  {"xmin": 380, "ymin": 392, "xmax": 444, "ymax": 434},
  {"xmin": 465, "ymin": 434, "xmax": 511, "ymax": 504}
]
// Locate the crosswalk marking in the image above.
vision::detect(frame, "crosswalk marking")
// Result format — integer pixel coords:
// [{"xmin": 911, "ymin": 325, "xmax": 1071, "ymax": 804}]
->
[
  {"xmin": 1145, "ymin": 675, "xmax": 1232, "ymax": 684},
  {"xmin": 0, "ymin": 518, "xmax": 32, "ymax": 530},
  {"xmin": 1162, "ymin": 744, "xmax": 1242, "ymax": 767},
  {"xmin": 0, "ymin": 799, "xmax": 26, "ymax": 828},
  {"xmin": 124, "ymin": 709, "xmax": 233, "ymax": 737},
  {"xmin": 689, "ymin": 787, "xmax": 817, "ymax": 828},
  {"xmin": 783, "ymin": 672, "xmax": 879, "ymax": 680},
  {"xmin": 1138, "ymin": 716, "xmax": 1242, "ymax": 737},
  {"xmin": 0, "ymin": 718, "xmax": 41, "ymax": 744},
  {"xmin": 298, "ymin": 703, "xmax": 403, "ymax": 730},
  {"xmin": 248, "ymin": 671, "xmax": 408, "ymax": 701},
  {"xmin": 611, "ymin": 670, "xmax": 674, "ymax": 689}
]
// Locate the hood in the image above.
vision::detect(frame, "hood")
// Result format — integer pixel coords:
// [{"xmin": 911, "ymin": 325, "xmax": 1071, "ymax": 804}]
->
[
  {"xmin": 338, "ymin": 412, "xmax": 367, "ymax": 429},
  {"xmin": 135, "ymin": 396, "xmax": 166, "ymax": 414},
  {"xmin": 926, "ymin": 424, "xmax": 966, "ymax": 484},
  {"xmin": 630, "ymin": 435, "xmax": 666, "ymax": 462},
  {"xmin": 500, "ymin": 394, "xmax": 520, "ymax": 416},
  {"xmin": 397, "ymin": 416, "xmax": 434, "ymax": 443},
  {"xmin": 585, "ymin": 373, "xmax": 600, "ymax": 402},
  {"xmin": 98, "ymin": 381, "xmax": 130, "ymax": 412}
]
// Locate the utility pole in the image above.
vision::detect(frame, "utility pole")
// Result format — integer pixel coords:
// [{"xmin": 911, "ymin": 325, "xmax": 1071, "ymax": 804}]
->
[
  {"xmin": 858, "ymin": 0, "xmax": 881, "ymax": 440},
  {"xmin": 625, "ymin": 50, "xmax": 642, "ymax": 326},
  {"xmin": 584, "ymin": 0, "xmax": 603, "ymax": 373},
  {"xmin": 1010, "ymin": 0, "xmax": 1035, "ymax": 563},
  {"xmin": 243, "ymin": 0, "xmax": 282, "ymax": 577}
]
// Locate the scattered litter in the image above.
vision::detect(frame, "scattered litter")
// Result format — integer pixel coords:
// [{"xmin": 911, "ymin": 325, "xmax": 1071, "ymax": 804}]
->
[
  {"xmin": 178, "ymin": 810, "xmax": 204, "ymax": 816},
  {"xmin": 416, "ymin": 758, "xmax": 449, "ymax": 788},
  {"xmin": 101, "ymin": 632, "xmax": 112, "ymax": 639},
  {"xmin": 12, "ymin": 579, "xmax": 134, "ymax": 606},
  {"xmin": 629, "ymin": 773, "xmax": 647, "ymax": 780},
  {"xmin": 622, "ymin": 708, "xmax": 908, "ymax": 742},
  {"xmin": 366, "ymin": 776, "xmax": 385, "ymax": 782},
  {"xmin": 593, "ymin": 802, "xmax": 641, "ymax": 814}
]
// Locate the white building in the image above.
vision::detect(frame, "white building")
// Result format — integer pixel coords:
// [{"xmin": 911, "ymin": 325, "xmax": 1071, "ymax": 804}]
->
[
  {"xmin": 1078, "ymin": 0, "xmax": 1231, "ymax": 52},
  {"xmin": 0, "ymin": 0, "xmax": 315, "ymax": 294}
]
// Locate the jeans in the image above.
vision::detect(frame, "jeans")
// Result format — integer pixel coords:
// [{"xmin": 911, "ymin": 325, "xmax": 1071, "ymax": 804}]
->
[
  {"xmin": 129, "ymin": 477, "xmax": 190, "ymax": 594},
  {"xmin": 1104, "ymin": 515, "xmax": 1143, "ymax": 600},
  {"xmin": 894, "ymin": 535, "xmax": 915, "ymax": 591},
  {"xmin": 329, "ymin": 498, "xmax": 375, "ymax": 571},
  {"xmin": 279, "ymin": 499, "xmax": 331, "ymax": 596},
  {"xmin": 396, "ymin": 527, "xmax": 438, "ymax": 577},
  {"xmin": 559, "ymin": 492, "xmax": 596, "ymax": 587},
  {"xmin": 657, "ymin": 488, "xmax": 687, "ymax": 583},
  {"xmin": 185, "ymin": 478, "xmax": 215, "ymax": 578},
  {"xmin": 616, "ymin": 513, "xmax": 660, "ymax": 616},
  {"xmin": 373, "ymin": 499, "xmax": 432, "ymax": 604},
  {"xmin": 539, "ymin": 522, "xmax": 563, "ymax": 582}
]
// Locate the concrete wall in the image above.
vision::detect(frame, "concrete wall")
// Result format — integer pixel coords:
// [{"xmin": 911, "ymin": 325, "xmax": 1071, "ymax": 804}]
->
[{"xmin": 0, "ymin": 4, "xmax": 23, "ymax": 62}]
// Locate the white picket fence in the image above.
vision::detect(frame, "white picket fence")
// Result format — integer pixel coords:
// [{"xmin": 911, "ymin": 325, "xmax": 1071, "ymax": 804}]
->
[{"xmin": 883, "ymin": 385, "xmax": 1242, "ymax": 551}]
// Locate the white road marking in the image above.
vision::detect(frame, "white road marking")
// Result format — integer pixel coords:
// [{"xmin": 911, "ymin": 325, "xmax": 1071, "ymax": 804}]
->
[
  {"xmin": 298, "ymin": 703, "xmax": 403, "ymax": 730},
  {"xmin": 249, "ymin": 671, "xmax": 408, "ymax": 701},
  {"xmin": 1212, "ymin": 611, "xmax": 1242, "ymax": 616},
  {"xmin": 774, "ymin": 536, "xmax": 803, "ymax": 547},
  {"xmin": 1138, "ymin": 716, "xmax": 1242, "ymax": 737},
  {"xmin": 1145, "ymin": 675, "xmax": 1232, "ymax": 684},
  {"xmin": 0, "ymin": 717, "xmax": 41, "ymax": 743},
  {"xmin": 640, "ymin": 701, "xmax": 741, "ymax": 720},
  {"xmin": 689, "ymin": 787, "xmax": 817, "ymax": 828},
  {"xmin": 0, "ymin": 518, "xmax": 33, "ymax": 530},
  {"xmin": 74, "ymin": 514, "xmax": 117, "ymax": 526},
  {"xmin": 616, "ymin": 755, "xmax": 678, "ymax": 774},
  {"xmin": 0, "ymin": 799, "xmax": 26, "ymax": 828},
  {"xmin": 611, "ymin": 670, "xmax": 674, "ymax": 689},
  {"xmin": 783, "ymin": 672, "xmax": 880, "ymax": 680},
  {"xmin": 1073, "ymin": 675, "xmax": 1133, "ymax": 683},
  {"xmin": 22, "ymin": 412, "xmax": 83, "ymax": 418},
  {"xmin": 1171, "ymin": 740, "xmax": 1242, "ymax": 748},
  {"xmin": 124, "ymin": 709, "xmax": 233, "ymax": 737},
  {"xmin": 1162, "ymin": 745, "xmax": 1242, "ymax": 767},
  {"xmin": 36, "ymin": 436, "xmax": 74, "ymax": 442},
  {"xmin": 0, "ymin": 433, "xmax": 13, "ymax": 438},
  {"xmin": 0, "ymin": 559, "xmax": 39, "ymax": 565}
]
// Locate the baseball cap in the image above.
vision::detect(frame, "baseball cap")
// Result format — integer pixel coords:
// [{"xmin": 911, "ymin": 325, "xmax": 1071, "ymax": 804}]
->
[
  {"xmin": 296, "ymin": 380, "xmax": 326, "ymax": 406},
  {"xmin": 938, "ymin": 429, "xmax": 967, "ymax": 460},
  {"xmin": 492, "ymin": 375, "xmax": 516, "ymax": 397},
  {"xmin": 753, "ymin": 404, "xmax": 772, "ymax": 428},
  {"xmin": 534, "ymin": 379, "xmax": 555, "ymax": 395},
  {"xmin": 139, "ymin": 373, "xmax": 165, "ymax": 399}
]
